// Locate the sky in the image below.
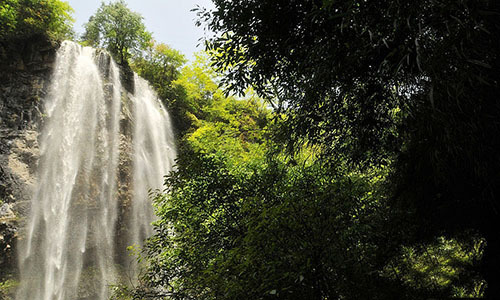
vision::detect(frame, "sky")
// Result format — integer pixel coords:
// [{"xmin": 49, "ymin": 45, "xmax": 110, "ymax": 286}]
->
[{"xmin": 66, "ymin": 0, "xmax": 215, "ymax": 62}]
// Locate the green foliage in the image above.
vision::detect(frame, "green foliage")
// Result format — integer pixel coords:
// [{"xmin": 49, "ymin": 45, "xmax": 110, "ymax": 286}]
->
[
  {"xmin": 131, "ymin": 36, "xmax": 485, "ymax": 300},
  {"xmin": 0, "ymin": 0, "xmax": 74, "ymax": 40},
  {"xmin": 134, "ymin": 49, "xmax": 270, "ymax": 158},
  {"xmin": 83, "ymin": 0, "xmax": 151, "ymax": 64},
  {"xmin": 109, "ymin": 284, "xmax": 133, "ymax": 300},
  {"xmin": 384, "ymin": 236, "xmax": 485, "ymax": 297},
  {"xmin": 131, "ymin": 52, "xmax": 477, "ymax": 296},
  {"xmin": 137, "ymin": 147, "xmax": 483, "ymax": 300},
  {"xmin": 182, "ymin": 79, "xmax": 270, "ymax": 166},
  {"xmin": 176, "ymin": 56, "xmax": 270, "ymax": 172},
  {"xmin": 0, "ymin": 0, "xmax": 17, "ymax": 34},
  {"xmin": 141, "ymin": 148, "xmax": 481, "ymax": 299},
  {"xmin": 132, "ymin": 49, "xmax": 275, "ymax": 298},
  {"xmin": 173, "ymin": 53, "xmax": 220, "ymax": 119},
  {"xmin": 132, "ymin": 40, "xmax": 186, "ymax": 101},
  {"xmin": 0, "ymin": 278, "xmax": 18, "ymax": 300},
  {"xmin": 141, "ymin": 154, "xmax": 370, "ymax": 299},
  {"xmin": 173, "ymin": 53, "xmax": 270, "ymax": 157},
  {"xmin": 201, "ymin": 0, "xmax": 500, "ymax": 295}
]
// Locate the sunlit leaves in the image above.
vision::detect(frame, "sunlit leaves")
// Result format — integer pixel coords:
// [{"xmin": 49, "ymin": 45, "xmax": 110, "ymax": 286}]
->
[
  {"xmin": 83, "ymin": 0, "xmax": 151, "ymax": 64},
  {"xmin": 171, "ymin": 54, "xmax": 270, "ymax": 166},
  {"xmin": 383, "ymin": 236, "xmax": 485, "ymax": 297},
  {"xmin": 131, "ymin": 40, "xmax": 186, "ymax": 120},
  {"xmin": 141, "ymin": 150, "xmax": 398, "ymax": 300},
  {"xmin": 0, "ymin": 0, "xmax": 74, "ymax": 40}
]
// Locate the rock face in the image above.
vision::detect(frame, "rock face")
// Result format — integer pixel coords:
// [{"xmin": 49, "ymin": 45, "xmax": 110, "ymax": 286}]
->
[
  {"xmin": 0, "ymin": 35, "xmax": 58, "ymax": 130},
  {"xmin": 0, "ymin": 35, "xmax": 57, "ymax": 276}
]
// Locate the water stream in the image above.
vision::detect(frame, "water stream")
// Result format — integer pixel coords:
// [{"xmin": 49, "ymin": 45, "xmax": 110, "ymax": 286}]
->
[{"xmin": 15, "ymin": 41, "xmax": 176, "ymax": 300}]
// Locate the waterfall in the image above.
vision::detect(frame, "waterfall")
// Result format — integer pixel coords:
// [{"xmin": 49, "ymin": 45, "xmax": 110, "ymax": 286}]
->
[
  {"xmin": 130, "ymin": 74, "xmax": 176, "ymax": 251},
  {"xmin": 15, "ymin": 41, "xmax": 176, "ymax": 300}
]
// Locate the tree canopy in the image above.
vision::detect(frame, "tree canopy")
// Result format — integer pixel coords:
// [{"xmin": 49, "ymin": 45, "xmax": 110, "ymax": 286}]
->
[
  {"xmin": 199, "ymin": 0, "xmax": 500, "ymax": 296},
  {"xmin": 0, "ymin": 0, "xmax": 74, "ymax": 40},
  {"xmin": 83, "ymin": 0, "xmax": 151, "ymax": 64}
]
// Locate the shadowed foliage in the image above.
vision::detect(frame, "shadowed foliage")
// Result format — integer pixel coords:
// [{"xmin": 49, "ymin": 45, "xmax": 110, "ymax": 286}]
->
[{"xmin": 199, "ymin": 0, "xmax": 500, "ymax": 296}]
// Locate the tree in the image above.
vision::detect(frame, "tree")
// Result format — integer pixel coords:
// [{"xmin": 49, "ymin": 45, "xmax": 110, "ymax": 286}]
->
[
  {"xmin": 132, "ymin": 40, "xmax": 186, "ymax": 101},
  {"xmin": 83, "ymin": 0, "xmax": 151, "ymax": 64},
  {"xmin": 0, "ymin": 0, "xmax": 74, "ymax": 41},
  {"xmin": 200, "ymin": 0, "xmax": 500, "ymax": 296},
  {"xmin": 129, "ymin": 53, "xmax": 484, "ymax": 299}
]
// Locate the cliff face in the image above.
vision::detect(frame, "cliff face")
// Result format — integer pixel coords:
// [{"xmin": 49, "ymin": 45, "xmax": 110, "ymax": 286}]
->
[{"xmin": 0, "ymin": 35, "xmax": 57, "ymax": 275}]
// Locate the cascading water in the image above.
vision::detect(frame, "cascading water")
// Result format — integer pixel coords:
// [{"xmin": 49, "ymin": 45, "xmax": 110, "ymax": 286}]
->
[
  {"xmin": 130, "ymin": 74, "xmax": 176, "ymax": 252},
  {"xmin": 15, "ymin": 41, "xmax": 176, "ymax": 300}
]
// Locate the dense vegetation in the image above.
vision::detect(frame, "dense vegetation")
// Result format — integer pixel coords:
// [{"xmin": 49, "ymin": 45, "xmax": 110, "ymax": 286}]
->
[
  {"xmin": 134, "ymin": 0, "xmax": 497, "ymax": 298},
  {"xmin": 192, "ymin": 0, "xmax": 499, "ymax": 298},
  {"xmin": 0, "ymin": 0, "xmax": 73, "ymax": 41},
  {"xmin": 2, "ymin": 0, "xmax": 499, "ymax": 299}
]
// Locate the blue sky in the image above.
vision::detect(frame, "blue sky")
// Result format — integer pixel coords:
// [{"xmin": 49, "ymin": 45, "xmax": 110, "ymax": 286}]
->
[{"xmin": 66, "ymin": 0, "xmax": 215, "ymax": 62}]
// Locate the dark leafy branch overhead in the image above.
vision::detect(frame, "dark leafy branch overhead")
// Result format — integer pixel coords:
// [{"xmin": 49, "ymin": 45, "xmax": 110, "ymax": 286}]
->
[{"xmin": 200, "ymin": 0, "xmax": 499, "ymax": 165}]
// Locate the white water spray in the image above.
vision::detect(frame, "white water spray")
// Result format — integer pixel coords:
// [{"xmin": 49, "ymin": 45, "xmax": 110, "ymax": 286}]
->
[
  {"xmin": 16, "ymin": 41, "xmax": 176, "ymax": 300},
  {"xmin": 130, "ymin": 74, "xmax": 176, "ymax": 248}
]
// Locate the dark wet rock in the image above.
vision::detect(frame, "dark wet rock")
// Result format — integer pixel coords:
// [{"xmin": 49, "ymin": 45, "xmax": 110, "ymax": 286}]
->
[
  {"xmin": 0, "ymin": 35, "xmax": 57, "ymax": 131},
  {"xmin": 0, "ymin": 35, "xmax": 57, "ymax": 279}
]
